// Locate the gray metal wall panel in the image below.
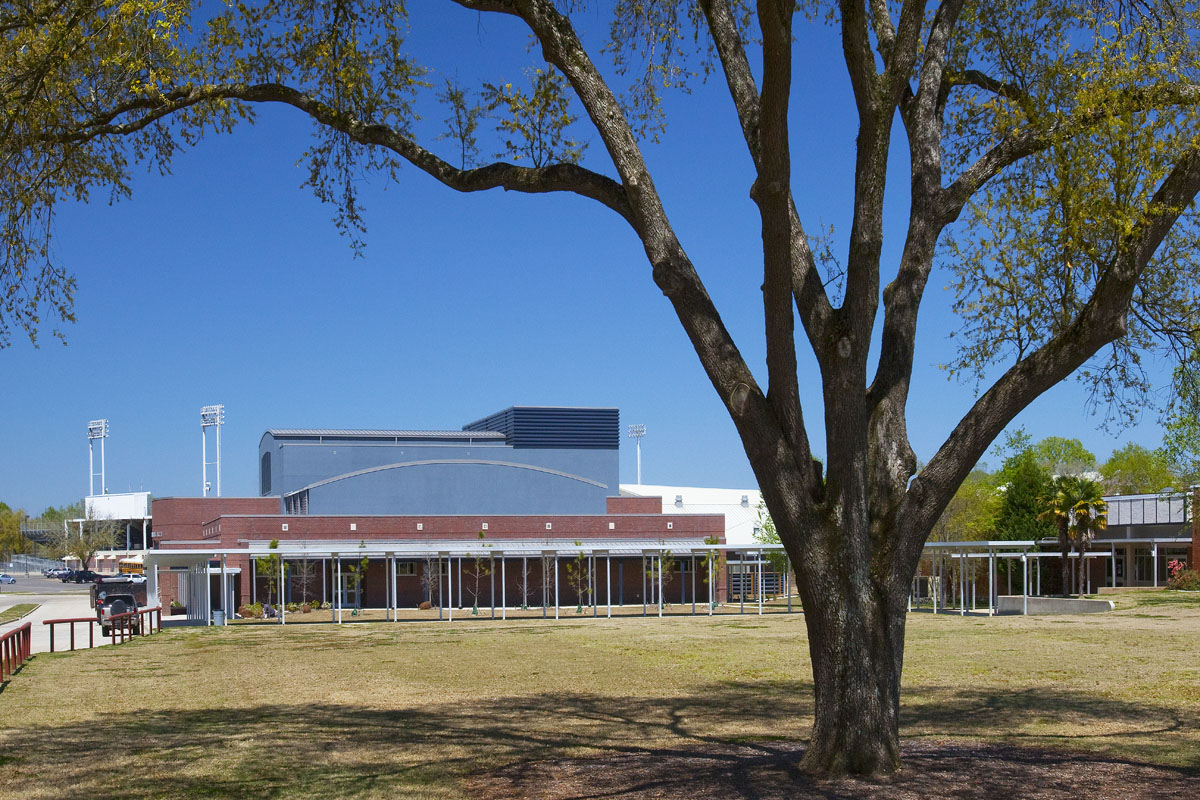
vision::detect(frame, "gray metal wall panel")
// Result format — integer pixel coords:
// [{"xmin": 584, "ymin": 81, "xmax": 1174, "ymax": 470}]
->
[
  {"xmin": 306, "ymin": 460, "xmax": 611, "ymax": 515},
  {"xmin": 463, "ymin": 407, "xmax": 619, "ymax": 449},
  {"xmin": 258, "ymin": 431, "xmax": 619, "ymax": 515}
]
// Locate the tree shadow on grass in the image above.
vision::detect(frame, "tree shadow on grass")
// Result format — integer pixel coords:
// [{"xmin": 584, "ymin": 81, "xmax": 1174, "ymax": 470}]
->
[{"xmin": 1, "ymin": 682, "xmax": 1197, "ymax": 799}]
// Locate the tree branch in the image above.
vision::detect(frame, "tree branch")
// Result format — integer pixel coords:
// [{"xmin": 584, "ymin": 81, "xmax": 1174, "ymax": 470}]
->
[
  {"xmin": 456, "ymin": 0, "xmax": 820, "ymax": 512},
  {"xmin": 754, "ymin": 0, "xmax": 806, "ymax": 462},
  {"xmin": 698, "ymin": 0, "xmax": 761, "ymax": 161},
  {"xmin": 939, "ymin": 82, "xmax": 1200, "ymax": 225},
  {"xmin": 698, "ymin": 0, "xmax": 835, "ymax": 362},
  {"xmin": 46, "ymin": 82, "xmax": 635, "ymax": 220},
  {"xmin": 945, "ymin": 68, "xmax": 1027, "ymax": 102},
  {"xmin": 839, "ymin": 0, "xmax": 880, "ymax": 118},
  {"xmin": 899, "ymin": 145, "xmax": 1200, "ymax": 577},
  {"xmin": 870, "ymin": 0, "xmax": 965, "ymax": 418}
]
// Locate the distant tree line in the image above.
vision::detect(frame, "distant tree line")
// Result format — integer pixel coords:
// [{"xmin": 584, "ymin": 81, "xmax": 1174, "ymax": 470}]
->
[{"xmin": 932, "ymin": 430, "xmax": 1183, "ymax": 546}]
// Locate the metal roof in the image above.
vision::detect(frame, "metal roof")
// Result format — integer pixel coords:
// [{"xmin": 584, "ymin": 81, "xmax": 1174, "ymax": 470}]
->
[
  {"xmin": 150, "ymin": 538, "xmax": 745, "ymax": 561},
  {"xmin": 265, "ymin": 429, "xmax": 506, "ymax": 439}
]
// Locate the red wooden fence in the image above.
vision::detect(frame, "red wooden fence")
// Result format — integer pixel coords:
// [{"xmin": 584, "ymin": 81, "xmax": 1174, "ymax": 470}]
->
[{"xmin": 1, "ymin": 621, "xmax": 33, "ymax": 681}]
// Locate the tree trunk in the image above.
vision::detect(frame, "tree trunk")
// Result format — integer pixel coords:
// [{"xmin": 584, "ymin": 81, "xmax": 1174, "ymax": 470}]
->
[
  {"xmin": 791, "ymin": 525, "xmax": 907, "ymax": 776},
  {"xmin": 1077, "ymin": 541, "xmax": 1089, "ymax": 596},
  {"xmin": 1060, "ymin": 533, "xmax": 1071, "ymax": 596},
  {"xmin": 798, "ymin": 580, "xmax": 905, "ymax": 774}
]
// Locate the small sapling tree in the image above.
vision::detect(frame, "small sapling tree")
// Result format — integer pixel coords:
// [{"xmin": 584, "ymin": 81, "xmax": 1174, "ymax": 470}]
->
[
  {"xmin": 344, "ymin": 541, "xmax": 370, "ymax": 611},
  {"xmin": 564, "ymin": 542, "xmax": 591, "ymax": 613},
  {"xmin": 255, "ymin": 539, "xmax": 282, "ymax": 609},
  {"xmin": 516, "ymin": 557, "xmax": 535, "ymax": 611},
  {"xmin": 420, "ymin": 555, "xmax": 442, "ymax": 608},
  {"xmin": 467, "ymin": 530, "xmax": 491, "ymax": 615}
]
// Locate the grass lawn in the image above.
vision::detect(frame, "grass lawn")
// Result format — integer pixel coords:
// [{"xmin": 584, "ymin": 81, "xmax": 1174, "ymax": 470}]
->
[
  {"xmin": 0, "ymin": 604, "xmax": 38, "ymax": 626},
  {"xmin": 1, "ymin": 593, "xmax": 1197, "ymax": 798}
]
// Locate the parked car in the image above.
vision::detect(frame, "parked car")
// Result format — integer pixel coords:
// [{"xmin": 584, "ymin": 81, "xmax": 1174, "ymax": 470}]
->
[
  {"xmin": 59, "ymin": 569, "xmax": 76, "ymax": 582},
  {"xmin": 91, "ymin": 580, "xmax": 143, "ymax": 636},
  {"xmin": 0, "ymin": 573, "xmax": 15, "ymax": 584},
  {"xmin": 72, "ymin": 569, "xmax": 102, "ymax": 583}
]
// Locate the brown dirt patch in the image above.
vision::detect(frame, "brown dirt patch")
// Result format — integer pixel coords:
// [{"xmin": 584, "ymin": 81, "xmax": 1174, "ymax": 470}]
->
[{"xmin": 464, "ymin": 740, "xmax": 1200, "ymax": 799}]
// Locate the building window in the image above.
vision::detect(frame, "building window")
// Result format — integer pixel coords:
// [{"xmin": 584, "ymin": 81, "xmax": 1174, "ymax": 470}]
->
[
  {"xmin": 260, "ymin": 452, "xmax": 271, "ymax": 495},
  {"xmin": 396, "ymin": 562, "xmax": 417, "ymax": 576}
]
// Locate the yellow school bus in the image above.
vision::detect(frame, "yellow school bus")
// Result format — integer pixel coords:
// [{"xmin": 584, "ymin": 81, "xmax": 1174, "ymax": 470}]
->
[{"xmin": 118, "ymin": 556, "xmax": 144, "ymax": 575}]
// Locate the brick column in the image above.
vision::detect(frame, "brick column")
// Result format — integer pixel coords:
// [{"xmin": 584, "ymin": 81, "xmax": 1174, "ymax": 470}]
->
[{"xmin": 1192, "ymin": 487, "xmax": 1199, "ymax": 568}]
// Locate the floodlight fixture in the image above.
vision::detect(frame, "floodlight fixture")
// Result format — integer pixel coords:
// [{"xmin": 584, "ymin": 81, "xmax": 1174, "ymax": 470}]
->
[
  {"xmin": 201, "ymin": 404, "xmax": 225, "ymax": 497},
  {"xmin": 627, "ymin": 423, "xmax": 646, "ymax": 485},
  {"xmin": 87, "ymin": 418, "xmax": 110, "ymax": 496}
]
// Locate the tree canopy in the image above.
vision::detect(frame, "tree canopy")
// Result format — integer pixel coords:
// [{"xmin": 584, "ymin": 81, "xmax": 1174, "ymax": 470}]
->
[
  {"xmin": 0, "ymin": 502, "xmax": 29, "ymax": 559},
  {"xmin": 995, "ymin": 449, "xmax": 1055, "ymax": 540},
  {"xmin": 8, "ymin": 0, "xmax": 1200, "ymax": 778},
  {"xmin": 1029, "ymin": 436, "xmax": 1097, "ymax": 476},
  {"xmin": 1100, "ymin": 441, "xmax": 1177, "ymax": 493}
]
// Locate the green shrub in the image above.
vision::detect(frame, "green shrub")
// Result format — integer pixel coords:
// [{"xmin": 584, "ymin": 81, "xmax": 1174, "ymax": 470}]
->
[
  {"xmin": 237, "ymin": 602, "xmax": 264, "ymax": 619},
  {"xmin": 1167, "ymin": 569, "xmax": 1200, "ymax": 591}
]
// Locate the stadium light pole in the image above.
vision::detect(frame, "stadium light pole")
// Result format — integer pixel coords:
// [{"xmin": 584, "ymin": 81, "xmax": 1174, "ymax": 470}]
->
[
  {"xmin": 627, "ymin": 424, "xmax": 646, "ymax": 485},
  {"xmin": 87, "ymin": 419, "xmax": 109, "ymax": 496},
  {"xmin": 201, "ymin": 405, "xmax": 225, "ymax": 497}
]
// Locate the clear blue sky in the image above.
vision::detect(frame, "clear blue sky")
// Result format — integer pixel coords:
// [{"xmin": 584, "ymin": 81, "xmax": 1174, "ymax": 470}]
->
[{"xmin": 0, "ymin": 8, "xmax": 1173, "ymax": 514}]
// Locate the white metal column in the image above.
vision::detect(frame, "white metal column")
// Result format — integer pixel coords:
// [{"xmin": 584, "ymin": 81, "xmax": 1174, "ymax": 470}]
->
[
  {"xmin": 988, "ymin": 551, "xmax": 995, "ymax": 616},
  {"xmin": 960, "ymin": 551, "xmax": 966, "ymax": 616},
  {"xmin": 691, "ymin": 555, "xmax": 696, "ymax": 615},
  {"xmin": 1022, "ymin": 554, "xmax": 1029, "ymax": 615},
  {"xmin": 757, "ymin": 550, "xmax": 763, "ymax": 616},
  {"xmin": 708, "ymin": 553, "xmax": 714, "ymax": 615},
  {"xmin": 657, "ymin": 553, "xmax": 663, "ymax": 618},
  {"xmin": 786, "ymin": 556, "xmax": 792, "ymax": 613},
  {"xmin": 606, "ymin": 554, "xmax": 612, "ymax": 618},
  {"xmin": 205, "ymin": 559, "xmax": 213, "ymax": 626},
  {"xmin": 554, "ymin": 555, "xmax": 559, "ymax": 620},
  {"xmin": 279, "ymin": 557, "xmax": 286, "ymax": 625},
  {"xmin": 501, "ymin": 554, "xmax": 507, "ymax": 620}
]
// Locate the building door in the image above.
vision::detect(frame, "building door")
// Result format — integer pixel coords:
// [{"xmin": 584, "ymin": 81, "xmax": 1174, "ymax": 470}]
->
[{"xmin": 339, "ymin": 571, "xmax": 362, "ymax": 608}]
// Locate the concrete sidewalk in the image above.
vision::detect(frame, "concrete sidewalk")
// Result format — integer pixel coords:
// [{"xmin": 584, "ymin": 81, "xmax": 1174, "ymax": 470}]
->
[{"xmin": 0, "ymin": 592, "xmax": 104, "ymax": 654}]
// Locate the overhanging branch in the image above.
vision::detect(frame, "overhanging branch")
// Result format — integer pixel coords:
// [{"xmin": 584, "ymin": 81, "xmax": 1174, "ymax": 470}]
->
[
  {"xmin": 45, "ymin": 82, "xmax": 634, "ymax": 221},
  {"xmin": 900, "ymin": 145, "xmax": 1200, "ymax": 576}
]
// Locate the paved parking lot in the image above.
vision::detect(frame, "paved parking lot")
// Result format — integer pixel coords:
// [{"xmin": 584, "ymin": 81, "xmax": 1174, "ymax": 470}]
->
[{"xmin": 1, "ymin": 573, "xmax": 97, "ymax": 596}]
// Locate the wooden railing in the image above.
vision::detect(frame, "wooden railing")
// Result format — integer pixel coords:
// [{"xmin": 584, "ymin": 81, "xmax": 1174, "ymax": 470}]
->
[
  {"xmin": 1, "ymin": 622, "xmax": 33, "ymax": 681},
  {"xmin": 42, "ymin": 606, "xmax": 163, "ymax": 653}
]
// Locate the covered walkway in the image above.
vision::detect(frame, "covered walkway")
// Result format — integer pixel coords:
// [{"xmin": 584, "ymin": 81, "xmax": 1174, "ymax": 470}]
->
[{"xmin": 146, "ymin": 534, "xmax": 1193, "ymax": 626}]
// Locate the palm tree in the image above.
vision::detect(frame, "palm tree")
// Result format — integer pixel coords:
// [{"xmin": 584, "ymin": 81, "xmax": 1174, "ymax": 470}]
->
[
  {"xmin": 1039, "ymin": 476, "xmax": 1080, "ymax": 595},
  {"xmin": 1039, "ymin": 476, "xmax": 1107, "ymax": 595},
  {"xmin": 1070, "ymin": 483, "xmax": 1107, "ymax": 596}
]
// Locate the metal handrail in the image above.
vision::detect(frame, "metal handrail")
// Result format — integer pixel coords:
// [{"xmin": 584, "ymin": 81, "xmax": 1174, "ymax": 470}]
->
[{"xmin": 1, "ymin": 622, "xmax": 33, "ymax": 681}]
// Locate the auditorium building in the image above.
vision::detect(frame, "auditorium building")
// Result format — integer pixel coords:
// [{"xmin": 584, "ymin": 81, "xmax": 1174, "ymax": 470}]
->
[{"xmin": 147, "ymin": 407, "xmax": 727, "ymax": 619}]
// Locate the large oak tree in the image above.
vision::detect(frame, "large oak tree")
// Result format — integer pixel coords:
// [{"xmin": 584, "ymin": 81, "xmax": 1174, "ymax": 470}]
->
[{"xmin": 6, "ymin": 0, "xmax": 1200, "ymax": 776}]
